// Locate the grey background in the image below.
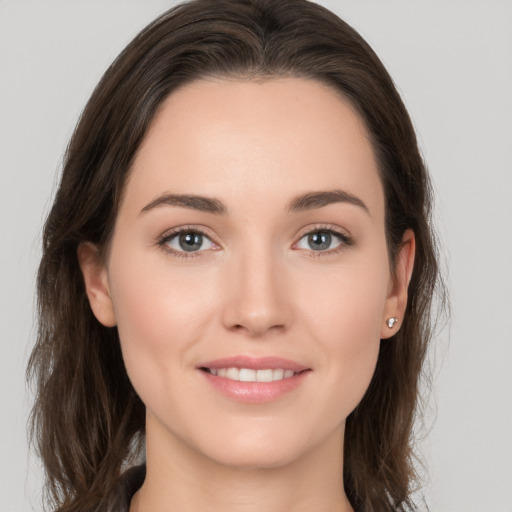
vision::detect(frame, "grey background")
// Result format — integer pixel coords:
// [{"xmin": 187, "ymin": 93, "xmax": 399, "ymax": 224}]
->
[{"xmin": 1, "ymin": 1, "xmax": 511, "ymax": 511}]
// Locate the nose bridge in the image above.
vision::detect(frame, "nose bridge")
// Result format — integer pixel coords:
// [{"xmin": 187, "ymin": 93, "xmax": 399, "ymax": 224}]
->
[{"xmin": 222, "ymin": 234, "xmax": 290, "ymax": 337}]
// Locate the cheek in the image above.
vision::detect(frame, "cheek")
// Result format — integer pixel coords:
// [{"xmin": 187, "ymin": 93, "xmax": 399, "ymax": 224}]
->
[
  {"xmin": 296, "ymin": 254, "xmax": 389, "ymax": 408},
  {"xmin": 107, "ymin": 250, "xmax": 218, "ymax": 387},
  {"xmin": 300, "ymin": 253, "xmax": 389, "ymax": 341}
]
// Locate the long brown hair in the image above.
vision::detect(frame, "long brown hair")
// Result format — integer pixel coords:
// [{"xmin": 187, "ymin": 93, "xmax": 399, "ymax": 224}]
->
[{"xmin": 28, "ymin": 1, "xmax": 445, "ymax": 510}]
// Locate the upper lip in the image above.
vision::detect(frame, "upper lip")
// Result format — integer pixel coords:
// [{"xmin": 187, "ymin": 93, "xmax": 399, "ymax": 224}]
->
[{"xmin": 198, "ymin": 356, "xmax": 310, "ymax": 372}]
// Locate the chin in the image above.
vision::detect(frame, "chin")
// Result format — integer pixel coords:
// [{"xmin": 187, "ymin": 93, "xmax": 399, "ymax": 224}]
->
[
  {"xmin": 195, "ymin": 423, "xmax": 330, "ymax": 471},
  {"xmin": 207, "ymin": 443, "xmax": 305, "ymax": 471}
]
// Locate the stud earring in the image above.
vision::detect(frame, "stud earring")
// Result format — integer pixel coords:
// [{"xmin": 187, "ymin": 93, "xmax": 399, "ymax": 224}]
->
[{"xmin": 387, "ymin": 317, "xmax": 399, "ymax": 329}]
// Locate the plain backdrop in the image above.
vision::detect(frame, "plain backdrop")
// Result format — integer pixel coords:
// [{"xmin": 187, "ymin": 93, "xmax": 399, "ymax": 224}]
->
[{"xmin": 1, "ymin": 1, "xmax": 511, "ymax": 511}]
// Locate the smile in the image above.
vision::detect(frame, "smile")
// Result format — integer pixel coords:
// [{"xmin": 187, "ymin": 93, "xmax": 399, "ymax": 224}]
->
[
  {"xmin": 198, "ymin": 356, "xmax": 311, "ymax": 403},
  {"xmin": 203, "ymin": 367, "xmax": 298, "ymax": 382}
]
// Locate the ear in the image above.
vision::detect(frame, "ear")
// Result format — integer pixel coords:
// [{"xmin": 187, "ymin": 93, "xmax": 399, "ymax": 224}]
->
[
  {"xmin": 380, "ymin": 229, "xmax": 415, "ymax": 339},
  {"xmin": 77, "ymin": 242, "xmax": 117, "ymax": 327}
]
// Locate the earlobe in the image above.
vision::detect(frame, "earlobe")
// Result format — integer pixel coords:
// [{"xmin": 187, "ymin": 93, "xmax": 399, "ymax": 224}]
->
[
  {"xmin": 381, "ymin": 229, "xmax": 415, "ymax": 339},
  {"xmin": 77, "ymin": 242, "xmax": 117, "ymax": 327}
]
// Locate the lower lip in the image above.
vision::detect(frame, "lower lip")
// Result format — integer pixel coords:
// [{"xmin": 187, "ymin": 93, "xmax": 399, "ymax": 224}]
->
[{"xmin": 200, "ymin": 370, "xmax": 310, "ymax": 403}]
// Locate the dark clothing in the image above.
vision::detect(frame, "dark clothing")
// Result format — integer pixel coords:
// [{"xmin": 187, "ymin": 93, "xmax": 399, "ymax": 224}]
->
[{"xmin": 107, "ymin": 465, "xmax": 146, "ymax": 511}]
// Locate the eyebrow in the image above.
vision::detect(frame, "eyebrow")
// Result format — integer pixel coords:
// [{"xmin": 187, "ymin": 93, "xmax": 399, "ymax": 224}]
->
[
  {"xmin": 287, "ymin": 189, "xmax": 369, "ymax": 215},
  {"xmin": 140, "ymin": 194, "xmax": 227, "ymax": 215},
  {"xmin": 140, "ymin": 189, "xmax": 369, "ymax": 216}
]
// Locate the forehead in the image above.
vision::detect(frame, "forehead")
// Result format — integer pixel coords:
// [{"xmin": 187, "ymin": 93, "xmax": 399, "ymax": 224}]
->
[{"xmin": 124, "ymin": 78, "xmax": 383, "ymax": 219}]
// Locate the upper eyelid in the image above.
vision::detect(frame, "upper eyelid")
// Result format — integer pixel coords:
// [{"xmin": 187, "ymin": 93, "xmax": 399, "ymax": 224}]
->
[
  {"xmin": 293, "ymin": 223, "xmax": 352, "ymax": 241},
  {"xmin": 159, "ymin": 223, "xmax": 349, "ymax": 238},
  {"xmin": 157, "ymin": 223, "xmax": 352, "ymax": 250},
  {"xmin": 159, "ymin": 225, "xmax": 217, "ymax": 242},
  {"xmin": 292, "ymin": 227, "xmax": 352, "ymax": 253},
  {"xmin": 157, "ymin": 227, "xmax": 219, "ymax": 258}
]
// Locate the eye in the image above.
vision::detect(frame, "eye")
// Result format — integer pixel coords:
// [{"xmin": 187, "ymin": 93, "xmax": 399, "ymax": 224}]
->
[
  {"xmin": 160, "ymin": 229, "xmax": 216, "ymax": 255},
  {"xmin": 295, "ymin": 228, "xmax": 351, "ymax": 253}
]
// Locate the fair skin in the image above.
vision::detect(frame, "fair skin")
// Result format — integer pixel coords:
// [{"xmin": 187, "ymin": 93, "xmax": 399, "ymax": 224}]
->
[{"xmin": 79, "ymin": 78, "xmax": 415, "ymax": 512}]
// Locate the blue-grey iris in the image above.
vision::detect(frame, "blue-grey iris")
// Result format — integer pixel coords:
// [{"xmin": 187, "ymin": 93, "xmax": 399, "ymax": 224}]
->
[
  {"xmin": 308, "ymin": 231, "xmax": 331, "ymax": 250},
  {"xmin": 179, "ymin": 232, "xmax": 203, "ymax": 251}
]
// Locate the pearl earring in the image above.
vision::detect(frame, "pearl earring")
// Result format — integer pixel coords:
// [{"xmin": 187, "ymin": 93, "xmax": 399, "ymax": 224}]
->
[{"xmin": 387, "ymin": 317, "xmax": 399, "ymax": 329}]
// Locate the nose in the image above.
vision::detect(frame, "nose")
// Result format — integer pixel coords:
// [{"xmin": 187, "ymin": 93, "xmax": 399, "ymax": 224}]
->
[{"xmin": 221, "ymin": 245, "xmax": 291, "ymax": 338}]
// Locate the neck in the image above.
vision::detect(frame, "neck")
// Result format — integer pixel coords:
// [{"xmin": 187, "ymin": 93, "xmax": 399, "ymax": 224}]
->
[{"xmin": 131, "ymin": 419, "xmax": 353, "ymax": 512}]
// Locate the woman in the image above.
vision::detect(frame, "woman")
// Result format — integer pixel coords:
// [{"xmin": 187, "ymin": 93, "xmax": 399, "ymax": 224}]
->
[{"xmin": 28, "ymin": 0, "xmax": 443, "ymax": 511}]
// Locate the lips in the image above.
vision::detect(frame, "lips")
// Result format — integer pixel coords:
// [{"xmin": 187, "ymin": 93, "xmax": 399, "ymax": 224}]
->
[
  {"xmin": 197, "ymin": 356, "xmax": 311, "ymax": 403},
  {"xmin": 199, "ymin": 355, "xmax": 309, "ymax": 372}
]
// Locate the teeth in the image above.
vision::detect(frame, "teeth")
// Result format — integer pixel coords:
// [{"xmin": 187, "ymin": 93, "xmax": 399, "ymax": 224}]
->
[
  {"xmin": 226, "ymin": 367, "xmax": 239, "ymax": 380},
  {"xmin": 273, "ymin": 369, "xmax": 284, "ymax": 380},
  {"xmin": 208, "ymin": 367, "xmax": 298, "ymax": 382},
  {"xmin": 239, "ymin": 368, "xmax": 256, "ymax": 382},
  {"xmin": 257, "ymin": 369, "xmax": 273, "ymax": 382}
]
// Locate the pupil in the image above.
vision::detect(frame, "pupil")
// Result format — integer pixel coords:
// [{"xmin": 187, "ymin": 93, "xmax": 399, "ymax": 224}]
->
[
  {"xmin": 308, "ymin": 231, "xmax": 331, "ymax": 250},
  {"xmin": 179, "ymin": 232, "xmax": 202, "ymax": 251}
]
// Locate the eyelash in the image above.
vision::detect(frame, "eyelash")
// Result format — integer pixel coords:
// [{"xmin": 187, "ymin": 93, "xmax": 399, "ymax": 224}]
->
[
  {"xmin": 156, "ymin": 224, "xmax": 353, "ymax": 259},
  {"xmin": 294, "ymin": 224, "xmax": 354, "ymax": 258},
  {"xmin": 157, "ymin": 225, "xmax": 217, "ymax": 259}
]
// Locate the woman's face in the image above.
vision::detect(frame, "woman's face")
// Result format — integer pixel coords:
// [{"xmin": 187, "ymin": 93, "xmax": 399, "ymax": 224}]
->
[{"xmin": 81, "ymin": 78, "xmax": 412, "ymax": 469}]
